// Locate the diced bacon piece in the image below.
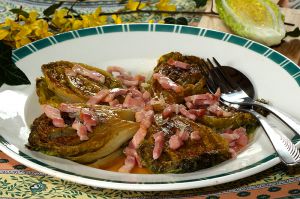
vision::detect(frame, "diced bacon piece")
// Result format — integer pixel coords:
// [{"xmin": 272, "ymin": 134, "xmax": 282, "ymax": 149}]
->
[
  {"xmin": 59, "ymin": 103, "xmax": 81, "ymax": 113},
  {"xmin": 52, "ymin": 118, "xmax": 66, "ymax": 128},
  {"xmin": 72, "ymin": 119, "xmax": 89, "ymax": 141},
  {"xmin": 162, "ymin": 104, "xmax": 175, "ymax": 118},
  {"xmin": 142, "ymin": 110, "xmax": 154, "ymax": 129},
  {"xmin": 103, "ymin": 88, "xmax": 128, "ymax": 102},
  {"xmin": 167, "ymin": 58, "xmax": 190, "ymax": 69},
  {"xmin": 80, "ymin": 108, "xmax": 98, "ymax": 132},
  {"xmin": 121, "ymin": 79, "xmax": 139, "ymax": 87},
  {"xmin": 142, "ymin": 91, "xmax": 151, "ymax": 102},
  {"xmin": 207, "ymin": 104, "xmax": 233, "ymax": 117},
  {"xmin": 176, "ymin": 129, "xmax": 189, "ymax": 141},
  {"xmin": 107, "ymin": 66, "xmax": 128, "ymax": 75},
  {"xmin": 185, "ymin": 93, "xmax": 217, "ymax": 106},
  {"xmin": 153, "ymin": 131, "xmax": 165, "ymax": 160},
  {"xmin": 190, "ymin": 131, "xmax": 201, "ymax": 141},
  {"xmin": 229, "ymin": 142, "xmax": 236, "ymax": 147},
  {"xmin": 234, "ymin": 127, "xmax": 248, "ymax": 147},
  {"xmin": 169, "ymin": 134, "xmax": 183, "ymax": 150},
  {"xmin": 72, "ymin": 64, "xmax": 105, "ymax": 83},
  {"xmin": 118, "ymin": 155, "xmax": 136, "ymax": 173},
  {"xmin": 186, "ymin": 101, "xmax": 195, "ymax": 109},
  {"xmin": 131, "ymin": 126, "xmax": 148, "ymax": 149},
  {"xmin": 153, "ymin": 73, "xmax": 183, "ymax": 93},
  {"xmin": 135, "ymin": 111, "xmax": 144, "ymax": 123},
  {"xmin": 229, "ymin": 148, "xmax": 237, "ymax": 158},
  {"xmin": 43, "ymin": 105, "xmax": 66, "ymax": 128},
  {"xmin": 124, "ymin": 142, "xmax": 142, "ymax": 167},
  {"xmin": 188, "ymin": 109, "xmax": 206, "ymax": 117},
  {"xmin": 179, "ymin": 106, "xmax": 196, "ymax": 121},
  {"xmin": 221, "ymin": 133, "xmax": 240, "ymax": 143},
  {"xmin": 128, "ymin": 87, "xmax": 143, "ymax": 98},
  {"xmin": 87, "ymin": 89, "xmax": 110, "ymax": 105},
  {"xmin": 214, "ymin": 88, "xmax": 221, "ymax": 99},
  {"xmin": 135, "ymin": 109, "xmax": 154, "ymax": 126},
  {"xmin": 109, "ymin": 99, "xmax": 120, "ymax": 107},
  {"xmin": 65, "ymin": 68, "xmax": 77, "ymax": 77},
  {"xmin": 123, "ymin": 93, "xmax": 145, "ymax": 111},
  {"xmin": 184, "ymin": 89, "xmax": 221, "ymax": 107}
]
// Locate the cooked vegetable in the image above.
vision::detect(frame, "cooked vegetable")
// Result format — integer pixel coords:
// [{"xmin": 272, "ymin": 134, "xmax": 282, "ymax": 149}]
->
[
  {"xmin": 216, "ymin": 0, "xmax": 285, "ymax": 46},
  {"xmin": 41, "ymin": 61, "xmax": 122, "ymax": 103},
  {"xmin": 27, "ymin": 104, "xmax": 139, "ymax": 164},
  {"xmin": 137, "ymin": 115, "xmax": 231, "ymax": 173},
  {"xmin": 149, "ymin": 52, "xmax": 208, "ymax": 104},
  {"xmin": 198, "ymin": 112, "xmax": 258, "ymax": 132},
  {"xmin": 28, "ymin": 52, "xmax": 260, "ymax": 174}
]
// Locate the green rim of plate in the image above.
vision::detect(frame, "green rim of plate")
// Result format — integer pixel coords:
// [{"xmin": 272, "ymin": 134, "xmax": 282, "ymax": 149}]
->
[{"xmin": 5, "ymin": 23, "xmax": 300, "ymax": 185}]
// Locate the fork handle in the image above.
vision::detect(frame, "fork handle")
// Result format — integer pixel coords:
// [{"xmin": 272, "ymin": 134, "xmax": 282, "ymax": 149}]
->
[
  {"xmin": 249, "ymin": 101, "xmax": 300, "ymax": 137},
  {"xmin": 246, "ymin": 109, "xmax": 300, "ymax": 166}
]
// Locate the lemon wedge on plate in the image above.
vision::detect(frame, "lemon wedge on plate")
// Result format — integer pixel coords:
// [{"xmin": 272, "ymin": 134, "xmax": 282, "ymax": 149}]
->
[{"xmin": 216, "ymin": 0, "xmax": 285, "ymax": 46}]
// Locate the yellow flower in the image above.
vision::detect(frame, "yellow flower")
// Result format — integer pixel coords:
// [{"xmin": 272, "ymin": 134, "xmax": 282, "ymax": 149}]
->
[
  {"xmin": 81, "ymin": 7, "xmax": 107, "ymax": 28},
  {"xmin": 156, "ymin": 0, "xmax": 176, "ymax": 11},
  {"xmin": 4, "ymin": 18, "xmax": 21, "ymax": 31},
  {"xmin": 126, "ymin": 0, "xmax": 146, "ymax": 11},
  {"xmin": 72, "ymin": 19, "xmax": 83, "ymax": 30},
  {"xmin": 14, "ymin": 25, "xmax": 32, "ymax": 48},
  {"xmin": 18, "ymin": 11, "xmax": 39, "ymax": 24},
  {"xmin": 0, "ymin": 28, "xmax": 9, "ymax": 40},
  {"xmin": 112, "ymin": 15, "xmax": 122, "ymax": 24},
  {"xmin": 52, "ymin": 9, "xmax": 69, "ymax": 29},
  {"xmin": 32, "ymin": 19, "xmax": 53, "ymax": 38}
]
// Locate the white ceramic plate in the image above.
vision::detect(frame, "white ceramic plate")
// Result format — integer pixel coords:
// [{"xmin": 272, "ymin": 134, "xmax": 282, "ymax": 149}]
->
[{"xmin": 1, "ymin": 24, "xmax": 300, "ymax": 191}]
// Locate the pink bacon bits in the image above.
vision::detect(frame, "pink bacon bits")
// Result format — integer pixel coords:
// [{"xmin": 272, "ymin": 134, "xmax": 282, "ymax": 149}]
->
[
  {"xmin": 118, "ymin": 155, "xmax": 136, "ymax": 173},
  {"xmin": 153, "ymin": 73, "xmax": 183, "ymax": 93},
  {"xmin": 87, "ymin": 89, "xmax": 110, "ymax": 105},
  {"xmin": 179, "ymin": 106, "xmax": 196, "ymax": 121},
  {"xmin": 123, "ymin": 93, "xmax": 145, "ymax": 111},
  {"xmin": 72, "ymin": 64, "xmax": 105, "ymax": 83},
  {"xmin": 59, "ymin": 103, "xmax": 81, "ymax": 113},
  {"xmin": 107, "ymin": 66, "xmax": 145, "ymax": 88},
  {"xmin": 207, "ymin": 104, "xmax": 233, "ymax": 117},
  {"xmin": 72, "ymin": 119, "xmax": 89, "ymax": 141},
  {"xmin": 190, "ymin": 131, "xmax": 201, "ymax": 141},
  {"xmin": 222, "ymin": 127, "xmax": 248, "ymax": 158},
  {"xmin": 132, "ymin": 109, "xmax": 154, "ymax": 148},
  {"xmin": 107, "ymin": 66, "xmax": 127, "ymax": 75},
  {"xmin": 124, "ymin": 142, "xmax": 142, "ymax": 167},
  {"xmin": 184, "ymin": 90, "xmax": 220, "ymax": 107},
  {"xmin": 153, "ymin": 131, "xmax": 165, "ymax": 160},
  {"xmin": 169, "ymin": 134, "xmax": 183, "ymax": 150},
  {"xmin": 43, "ymin": 105, "xmax": 66, "ymax": 128},
  {"xmin": 167, "ymin": 58, "xmax": 190, "ymax": 69},
  {"xmin": 131, "ymin": 126, "xmax": 148, "ymax": 149},
  {"xmin": 80, "ymin": 108, "xmax": 98, "ymax": 132},
  {"xmin": 103, "ymin": 88, "xmax": 128, "ymax": 103},
  {"xmin": 176, "ymin": 129, "xmax": 189, "ymax": 141}
]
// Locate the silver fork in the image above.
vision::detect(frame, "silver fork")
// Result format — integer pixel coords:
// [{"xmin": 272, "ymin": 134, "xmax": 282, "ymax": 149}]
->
[
  {"xmin": 201, "ymin": 58, "xmax": 300, "ymax": 166},
  {"xmin": 209, "ymin": 58, "xmax": 300, "ymax": 137}
]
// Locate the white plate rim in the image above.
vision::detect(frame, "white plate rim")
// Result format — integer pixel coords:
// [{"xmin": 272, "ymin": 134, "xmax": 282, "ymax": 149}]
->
[{"xmin": 0, "ymin": 23, "xmax": 299, "ymax": 191}]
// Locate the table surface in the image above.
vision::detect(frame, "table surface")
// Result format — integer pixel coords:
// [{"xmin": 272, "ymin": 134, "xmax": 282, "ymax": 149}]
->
[{"xmin": 0, "ymin": 0, "xmax": 300, "ymax": 198}]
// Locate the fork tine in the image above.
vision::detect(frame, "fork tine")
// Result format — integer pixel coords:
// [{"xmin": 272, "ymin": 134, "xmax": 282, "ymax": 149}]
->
[
  {"xmin": 206, "ymin": 58, "xmax": 233, "ymax": 93},
  {"xmin": 212, "ymin": 57, "xmax": 241, "ymax": 91}
]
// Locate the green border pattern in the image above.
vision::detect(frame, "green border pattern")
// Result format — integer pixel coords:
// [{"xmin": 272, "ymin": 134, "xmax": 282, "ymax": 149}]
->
[
  {"xmin": 6, "ymin": 24, "xmax": 300, "ymax": 185},
  {"xmin": 12, "ymin": 24, "xmax": 300, "ymax": 86}
]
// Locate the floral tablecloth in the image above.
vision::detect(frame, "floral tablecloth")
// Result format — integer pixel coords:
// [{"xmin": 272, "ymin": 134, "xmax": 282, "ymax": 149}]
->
[{"xmin": 1, "ymin": 0, "xmax": 300, "ymax": 198}]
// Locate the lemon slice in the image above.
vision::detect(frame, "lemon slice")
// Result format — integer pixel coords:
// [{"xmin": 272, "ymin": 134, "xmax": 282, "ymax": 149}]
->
[{"xmin": 216, "ymin": 0, "xmax": 285, "ymax": 46}]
